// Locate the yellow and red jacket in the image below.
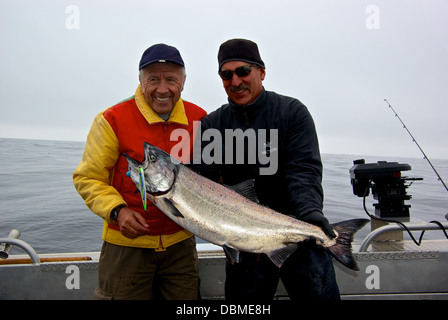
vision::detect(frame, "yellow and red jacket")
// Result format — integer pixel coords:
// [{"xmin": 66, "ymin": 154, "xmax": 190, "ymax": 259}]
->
[{"xmin": 73, "ymin": 85, "xmax": 207, "ymax": 250}]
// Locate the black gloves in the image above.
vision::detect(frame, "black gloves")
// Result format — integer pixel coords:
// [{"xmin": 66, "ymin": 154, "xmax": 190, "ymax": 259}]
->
[{"xmin": 301, "ymin": 211, "xmax": 336, "ymax": 238}]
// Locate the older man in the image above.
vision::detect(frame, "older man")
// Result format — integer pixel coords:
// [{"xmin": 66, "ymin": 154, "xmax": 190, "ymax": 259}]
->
[
  {"xmin": 73, "ymin": 44, "xmax": 206, "ymax": 300},
  {"xmin": 192, "ymin": 38, "xmax": 340, "ymax": 300}
]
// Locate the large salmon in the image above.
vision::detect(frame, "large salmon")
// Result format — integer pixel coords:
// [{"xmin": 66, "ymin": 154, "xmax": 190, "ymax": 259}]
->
[{"xmin": 125, "ymin": 143, "xmax": 368, "ymax": 271}]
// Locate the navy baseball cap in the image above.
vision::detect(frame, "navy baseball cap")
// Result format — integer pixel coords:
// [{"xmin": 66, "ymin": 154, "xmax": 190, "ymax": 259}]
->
[{"xmin": 139, "ymin": 44, "xmax": 185, "ymax": 70}]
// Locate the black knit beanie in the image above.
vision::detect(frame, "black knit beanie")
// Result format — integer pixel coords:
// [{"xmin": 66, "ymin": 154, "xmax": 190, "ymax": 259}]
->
[{"xmin": 217, "ymin": 39, "xmax": 265, "ymax": 71}]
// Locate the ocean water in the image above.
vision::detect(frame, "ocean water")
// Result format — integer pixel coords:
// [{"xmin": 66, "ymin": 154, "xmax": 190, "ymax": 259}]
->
[{"xmin": 1, "ymin": 138, "xmax": 447, "ymax": 255}]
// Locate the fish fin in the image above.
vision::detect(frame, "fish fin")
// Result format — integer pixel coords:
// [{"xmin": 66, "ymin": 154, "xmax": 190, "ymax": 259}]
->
[
  {"xmin": 327, "ymin": 219, "xmax": 369, "ymax": 271},
  {"xmin": 222, "ymin": 245, "xmax": 240, "ymax": 264},
  {"xmin": 162, "ymin": 199, "xmax": 184, "ymax": 218},
  {"xmin": 225, "ymin": 179, "xmax": 260, "ymax": 203},
  {"xmin": 266, "ymin": 244, "xmax": 298, "ymax": 268}
]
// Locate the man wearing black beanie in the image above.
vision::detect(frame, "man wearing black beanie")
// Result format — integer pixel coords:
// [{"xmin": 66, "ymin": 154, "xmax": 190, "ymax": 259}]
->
[{"xmin": 192, "ymin": 38, "xmax": 340, "ymax": 300}]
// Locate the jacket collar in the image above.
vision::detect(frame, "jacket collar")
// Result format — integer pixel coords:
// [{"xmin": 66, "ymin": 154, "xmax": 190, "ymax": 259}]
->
[
  {"xmin": 229, "ymin": 87, "xmax": 266, "ymax": 118},
  {"xmin": 134, "ymin": 84, "xmax": 189, "ymax": 126}
]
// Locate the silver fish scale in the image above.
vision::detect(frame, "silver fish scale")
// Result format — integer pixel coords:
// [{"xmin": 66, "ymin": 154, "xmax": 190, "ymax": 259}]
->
[{"xmin": 162, "ymin": 166, "xmax": 330, "ymax": 253}]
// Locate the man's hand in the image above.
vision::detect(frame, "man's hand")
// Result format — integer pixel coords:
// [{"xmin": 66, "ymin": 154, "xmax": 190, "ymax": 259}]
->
[
  {"xmin": 302, "ymin": 211, "xmax": 336, "ymax": 238},
  {"xmin": 116, "ymin": 208, "xmax": 151, "ymax": 239}
]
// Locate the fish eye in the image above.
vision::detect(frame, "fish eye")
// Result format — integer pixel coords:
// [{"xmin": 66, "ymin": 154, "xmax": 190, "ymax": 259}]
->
[{"xmin": 149, "ymin": 155, "xmax": 157, "ymax": 162}]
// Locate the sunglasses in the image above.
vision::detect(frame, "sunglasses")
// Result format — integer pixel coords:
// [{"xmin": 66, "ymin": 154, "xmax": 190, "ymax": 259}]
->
[{"xmin": 219, "ymin": 64, "xmax": 256, "ymax": 80}]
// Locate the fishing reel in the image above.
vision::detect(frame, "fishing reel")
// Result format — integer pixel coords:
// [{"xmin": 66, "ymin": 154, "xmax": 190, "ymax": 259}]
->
[{"xmin": 350, "ymin": 159, "xmax": 422, "ymax": 218}]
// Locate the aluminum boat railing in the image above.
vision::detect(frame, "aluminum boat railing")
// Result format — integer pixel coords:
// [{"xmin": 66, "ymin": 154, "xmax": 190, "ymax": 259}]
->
[
  {"xmin": 0, "ymin": 229, "xmax": 40, "ymax": 265},
  {"xmin": 359, "ymin": 221, "xmax": 448, "ymax": 252},
  {"xmin": 2, "ymin": 221, "xmax": 448, "ymax": 265}
]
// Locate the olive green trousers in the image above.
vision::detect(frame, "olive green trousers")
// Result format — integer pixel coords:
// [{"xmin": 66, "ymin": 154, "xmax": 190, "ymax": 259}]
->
[{"xmin": 94, "ymin": 237, "xmax": 199, "ymax": 300}]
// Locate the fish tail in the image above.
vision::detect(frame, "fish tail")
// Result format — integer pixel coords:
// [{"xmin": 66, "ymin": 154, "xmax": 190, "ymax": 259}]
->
[{"xmin": 327, "ymin": 219, "xmax": 369, "ymax": 271}]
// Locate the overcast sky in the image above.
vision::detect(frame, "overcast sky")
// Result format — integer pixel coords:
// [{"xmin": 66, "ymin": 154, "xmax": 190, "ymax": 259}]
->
[{"xmin": 1, "ymin": 0, "xmax": 447, "ymax": 160}]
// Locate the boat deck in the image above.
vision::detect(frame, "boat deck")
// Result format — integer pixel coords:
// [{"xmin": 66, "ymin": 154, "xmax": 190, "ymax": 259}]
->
[
  {"xmin": 197, "ymin": 239, "xmax": 448, "ymax": 300},
  {"xmin": 1, "ymin": 238, "xmax": 447, "ymax": 300}
]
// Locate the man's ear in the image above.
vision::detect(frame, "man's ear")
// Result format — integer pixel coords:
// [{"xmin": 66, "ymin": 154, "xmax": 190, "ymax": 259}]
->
[{"xmin": 260, "ymin": 68, "xmax": 266, "ymax": 81}]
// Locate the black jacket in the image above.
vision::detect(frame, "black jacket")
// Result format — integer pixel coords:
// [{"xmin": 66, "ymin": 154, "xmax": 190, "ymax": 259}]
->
[{"xmin": 191, "ymin": 88, "xmax": 323, "ymax": 219}]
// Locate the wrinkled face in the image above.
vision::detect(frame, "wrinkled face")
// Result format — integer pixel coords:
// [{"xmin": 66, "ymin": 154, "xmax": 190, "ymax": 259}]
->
[
  {"xmin": 139, "ymin": 63, "xmax": 186, "ymax": 115},
  {"xmin": 220, "ymin": 60, "xmax": 265, "ymax": 106}
]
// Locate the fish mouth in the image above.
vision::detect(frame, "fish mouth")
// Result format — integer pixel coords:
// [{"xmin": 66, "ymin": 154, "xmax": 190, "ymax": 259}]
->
[{"xmin": 124, "ymin": 146, "xmax": 178, "ymax": 196}]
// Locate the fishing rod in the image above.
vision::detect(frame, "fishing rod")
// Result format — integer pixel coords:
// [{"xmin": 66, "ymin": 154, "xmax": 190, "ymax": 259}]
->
[{"xmin": 385, "ymin": 99, "xmax": 448, "ymax": 193}]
